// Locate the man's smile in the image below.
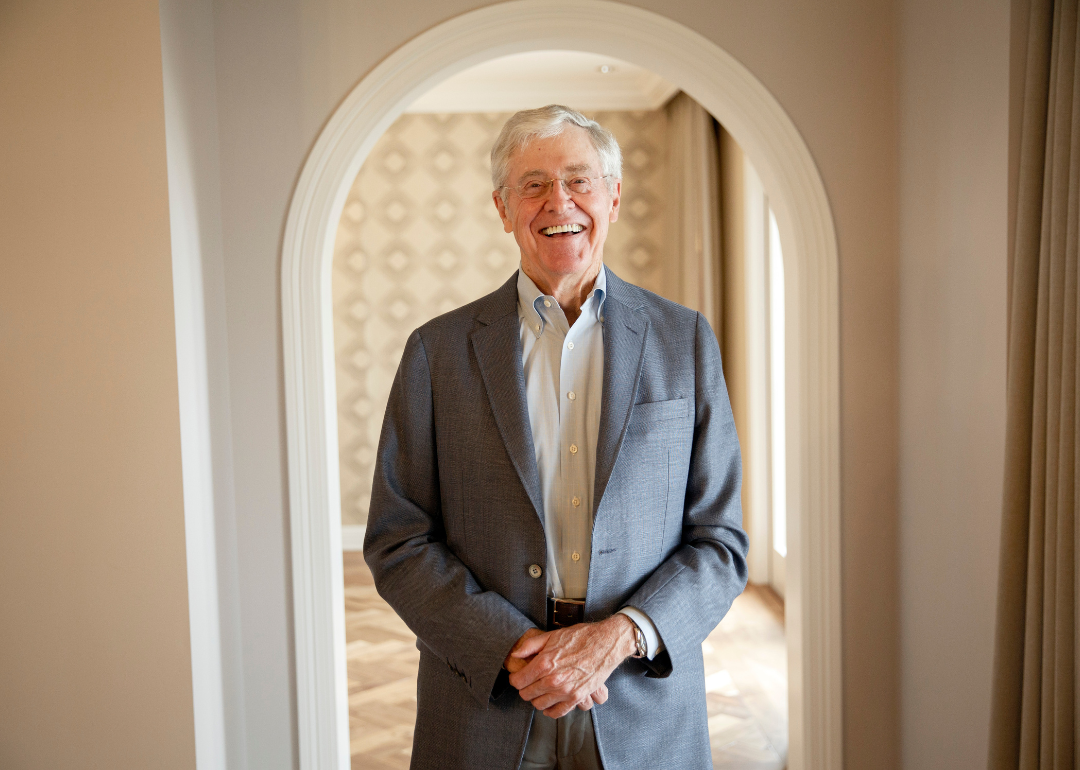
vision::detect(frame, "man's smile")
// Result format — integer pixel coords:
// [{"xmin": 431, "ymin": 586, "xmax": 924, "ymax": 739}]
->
[{"xmin": 539, "ymin": 223, "xmax": 585, "ymax": 237}]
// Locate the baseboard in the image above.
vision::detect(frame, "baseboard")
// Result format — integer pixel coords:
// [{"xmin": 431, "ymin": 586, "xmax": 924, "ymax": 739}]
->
[{"xmin": 341, "ymin": 525, "xmax": 367, "ymax": 552}]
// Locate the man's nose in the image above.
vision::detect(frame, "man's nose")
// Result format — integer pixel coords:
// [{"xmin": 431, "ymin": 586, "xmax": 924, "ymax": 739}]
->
[{"xmin": 544, "ymin": 180, "xmax": 574, "ymax": 212}]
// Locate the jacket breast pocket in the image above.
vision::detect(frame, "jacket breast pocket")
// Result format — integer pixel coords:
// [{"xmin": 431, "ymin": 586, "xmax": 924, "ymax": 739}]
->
[{"xmin": 622, "ymin": 398, "xmax": 693, "ymax": 559}]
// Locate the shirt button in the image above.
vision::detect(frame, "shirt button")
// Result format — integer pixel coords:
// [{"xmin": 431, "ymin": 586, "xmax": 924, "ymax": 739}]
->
[
  {"xmin": 528, "ymin": 564, "xmax": 543, "ymax": 579},
  {"xmin": 535, "ymin": 323, "xmax": 541, "ymax": 332},
  {"xmin": 572, "ymin": 496, "xmax": 580, "ymax": 507},
  {"xmin": 567, "ymin": 341, "xmax": 574, "ymax": 350},
  {"xmin": 572, "ymin": 552, "xmax": 581, "ymax": 562},
  {"xmin": 569, "ymin": 444, "xmax": 578, "ymax": 454},
  {"xmin": 567, "ymin": 391, "xmax": 576, "ymax": 401},
  {"xmin": 544, "ymin": 299, "xmax": 551, "ymax": 307}
]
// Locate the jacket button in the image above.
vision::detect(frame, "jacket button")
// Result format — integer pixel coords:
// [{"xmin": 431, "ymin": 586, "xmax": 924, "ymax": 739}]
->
[{"xmin": 528, "ymin": 564, "xmax": 543, "ymax": 579}]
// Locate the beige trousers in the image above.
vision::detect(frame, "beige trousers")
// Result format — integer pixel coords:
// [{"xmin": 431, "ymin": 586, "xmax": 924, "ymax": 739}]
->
[{"xmin": 519, "ymin": 708, "xmax": 604, "ymax": 770}]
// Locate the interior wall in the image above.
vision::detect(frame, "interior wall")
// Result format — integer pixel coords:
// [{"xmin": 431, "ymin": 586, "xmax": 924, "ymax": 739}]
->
[
  {"xmin": 0, "ymin": 2, "xmax": 196, "ymax": 768},
  {"xmin": 211, "ymin": 0, "xmax": 305, "ymax": 765},
  {"xmin": 208, "ymin": 0, "xmax": 902, "ymax": 767},
  {"xmin": 897, "ymin": 1, "xmax": 1010, "ymax": 768}
]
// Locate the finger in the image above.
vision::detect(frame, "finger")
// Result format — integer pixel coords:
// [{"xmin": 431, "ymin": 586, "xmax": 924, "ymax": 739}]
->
[
  {"xmin": 516, "ymin": 670, "xmax": 573, "ymax": 703},
  {"xmin": 590, "ymin": 684, "xmax": 608, "ymax": 705},
  {"xmin": 576, "ymin": 695, "xmax": 594, "ymax": 711},
  {"xmin": 509, "ymin": 652, "xmax": 561, "ymax": 692},
  {"xmin": 504, "ymin": 628, "xmax": 543, "ymax": 669},
  {"xmin": 510, "ymin": 665, "xmax": 549, "ymax": 693},
  {"xmin": 510, "ymin": 631, "xmax": 550, "ymax": 659},
  {"xmin": 505, "ymin": 655, "xmax": 533, "ymax": 675},
  {"xmin": 520, "ymin": 684, "xmax": 560, "ymax": 707},
  {"xmin": 516, "ymin": 659, "xmax": 597, "ymax": 700},
  {"xmin": 513, "ymin": 627, "xmax": 544, "ymax": 648},
  {"xmin": 543, "ymin": 701, "xmax": 576, "ymax": 719},
  {"xmin": 528, "ymin": 687, "xmax": 578, "ymax": 712}
]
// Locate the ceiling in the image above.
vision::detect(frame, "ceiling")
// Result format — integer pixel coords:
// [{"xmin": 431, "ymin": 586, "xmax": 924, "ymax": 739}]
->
[{"xmin": 405, "ymin": 50, "xmax": 680, "ymax": 114}]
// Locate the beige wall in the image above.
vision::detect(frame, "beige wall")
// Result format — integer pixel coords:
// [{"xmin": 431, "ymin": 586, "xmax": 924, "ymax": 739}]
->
[
  {"xmin": 898, "ymin": 1, "xmax": 1010, "ymax": 768},
  {"xmin": 0, "ymin": 0, "xmax": 1016, "ymax": 767},
  {"xmin": 0, "ymin": 2, "xmax": 196, "ymax": 768}
]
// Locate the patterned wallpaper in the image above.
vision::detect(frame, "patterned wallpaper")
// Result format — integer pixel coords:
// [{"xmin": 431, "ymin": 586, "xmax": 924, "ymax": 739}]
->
[{"xmin": 332, "ymin": 110, "xmax": 670, "ymax": 526}]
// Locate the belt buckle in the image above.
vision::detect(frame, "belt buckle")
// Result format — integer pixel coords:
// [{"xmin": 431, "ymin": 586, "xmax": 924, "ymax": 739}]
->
[{"xmin": 547, "ymin": 597, "xmax": 586, "ymax": 630}]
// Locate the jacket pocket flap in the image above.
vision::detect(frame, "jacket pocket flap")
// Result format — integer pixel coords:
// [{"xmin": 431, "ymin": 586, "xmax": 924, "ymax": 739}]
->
[{"xmin": 633, "ymin": 397, "xmax": 690, "ymax": 424}]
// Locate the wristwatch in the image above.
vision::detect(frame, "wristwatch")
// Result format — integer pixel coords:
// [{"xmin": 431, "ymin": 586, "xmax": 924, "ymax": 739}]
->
[{"xmin": 631, "ymin": 623, "xmax": 648, "ymax": 659}]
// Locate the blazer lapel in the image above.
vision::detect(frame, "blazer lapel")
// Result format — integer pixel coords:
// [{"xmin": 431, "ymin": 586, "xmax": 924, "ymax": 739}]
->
[
  {"xmin": 593, "ymin": 279, "xmax": 649, "ymax": 517},
  {"xmin": 470, "ymin": 276, "xmax": 545, "ymax": 524}
]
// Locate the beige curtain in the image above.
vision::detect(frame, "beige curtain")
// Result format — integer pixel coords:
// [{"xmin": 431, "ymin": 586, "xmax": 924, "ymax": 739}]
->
[
  {"xmin": 989, "ymin": 1, "xmax": 1080, "ymax": 767},
  {"xmin": 665, "ymin": 92, "xmax": 723, "ymax": 335},
  {"xmin": 716, "ymin": 126, "xmax": 753, "ymax": 548},
  {"xmin": 663, "ymin": 92, "xmax": 759, "ymax": 553}
]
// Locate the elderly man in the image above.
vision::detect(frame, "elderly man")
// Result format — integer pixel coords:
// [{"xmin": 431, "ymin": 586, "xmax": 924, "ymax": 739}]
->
[{"xmin": 364, "ymin": 104, "xmax": 748, "ymax": 770}]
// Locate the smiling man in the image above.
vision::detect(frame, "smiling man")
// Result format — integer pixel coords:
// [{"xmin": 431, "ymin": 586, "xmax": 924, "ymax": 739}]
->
[{"xmin": 364, "ymin": 105, "xmax": 748, "ymax": 770}]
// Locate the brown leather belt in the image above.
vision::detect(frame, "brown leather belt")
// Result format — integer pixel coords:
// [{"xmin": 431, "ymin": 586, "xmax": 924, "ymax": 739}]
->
[{"xmin": 547, "ymin": 597, "xmax": 585, "ymax": 630}]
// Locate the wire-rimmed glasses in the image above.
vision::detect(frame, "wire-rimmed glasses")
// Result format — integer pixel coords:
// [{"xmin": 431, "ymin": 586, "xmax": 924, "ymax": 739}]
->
[{"xmin": 500, "ymin": 175, "xmax": 612, "ymax": 199}]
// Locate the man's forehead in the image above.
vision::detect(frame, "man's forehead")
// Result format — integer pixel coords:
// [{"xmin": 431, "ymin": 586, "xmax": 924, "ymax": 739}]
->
[{"xmin": 508, "ymin": 128, "xmax": 600, "ymax": 173}]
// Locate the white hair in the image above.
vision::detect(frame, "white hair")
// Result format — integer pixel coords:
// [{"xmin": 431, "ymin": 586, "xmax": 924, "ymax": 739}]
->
[{"xmin": 490, "ymin": 105, "xmax": 622, "ymax": 200}]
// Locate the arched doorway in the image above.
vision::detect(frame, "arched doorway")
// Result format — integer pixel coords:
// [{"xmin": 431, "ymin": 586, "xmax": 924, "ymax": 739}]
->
[{"xmin": 281, "ymin": 3, "xmax": 842, "ymax": 768}]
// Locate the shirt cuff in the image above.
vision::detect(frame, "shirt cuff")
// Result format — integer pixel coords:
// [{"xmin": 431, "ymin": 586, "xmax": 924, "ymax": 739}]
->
[{"xmin": 616, "ymin": 606, "xmax": 665, "ymax": 660}]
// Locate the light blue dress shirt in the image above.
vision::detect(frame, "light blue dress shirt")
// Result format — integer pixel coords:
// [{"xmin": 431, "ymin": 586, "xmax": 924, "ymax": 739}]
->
[{"xmin": 516, "ymin": 266, "xmax": 663, "ymax": 659}]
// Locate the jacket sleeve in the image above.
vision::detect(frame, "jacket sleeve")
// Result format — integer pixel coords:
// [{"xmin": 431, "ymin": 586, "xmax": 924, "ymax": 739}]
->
[
  {"xmin": 363, "ymin": 329, "xmax": 537, "ymax": 706},
  {"xmin": 624, "ymin": 311, "xmax": 750, "ymax": 678}
]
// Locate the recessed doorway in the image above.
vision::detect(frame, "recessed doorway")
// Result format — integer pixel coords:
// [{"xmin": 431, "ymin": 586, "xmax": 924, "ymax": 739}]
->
[
  {"xmin": 331, "ymin": 51, "xmax": 788, "ymax": 768},
  {"xmin": 281, "ymin": 3, "xmax": 842, "ymax": 768}
]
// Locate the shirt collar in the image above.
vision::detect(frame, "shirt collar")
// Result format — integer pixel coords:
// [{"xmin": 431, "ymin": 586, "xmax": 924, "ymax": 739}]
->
[{"xmin": 516, "ymin": 264, "xmax": 607, "ymax": 338}]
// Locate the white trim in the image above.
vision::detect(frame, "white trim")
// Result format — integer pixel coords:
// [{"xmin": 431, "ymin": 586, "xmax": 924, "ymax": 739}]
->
[
  {"xmin": 160, "ymin": 0, "xmax": 244, "ymax": 767},
  {"xmin": 340, "ymin": 525, "xmax": 367, "ymax": 552},
  {"xmin": 742, "ymin": 159, "xmax": 772, "ymax": 586},
  {"xmin": 281, "ymin": 3, "xmax": 842, "ymax": 769}
]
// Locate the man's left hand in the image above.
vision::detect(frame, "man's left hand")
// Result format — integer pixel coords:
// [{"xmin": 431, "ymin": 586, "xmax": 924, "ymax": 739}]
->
[{"xmin": 507, "ymin": 614, "xmax": 637, "ymax": 718}]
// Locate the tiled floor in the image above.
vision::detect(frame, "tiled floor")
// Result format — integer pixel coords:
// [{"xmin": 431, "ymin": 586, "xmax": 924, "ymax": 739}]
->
[{"xmin": 344, "ymin": 553, "xmax": 787, "ymax": 769}]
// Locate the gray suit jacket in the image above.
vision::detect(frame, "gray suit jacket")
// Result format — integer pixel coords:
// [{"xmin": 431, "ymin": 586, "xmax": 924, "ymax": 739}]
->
[{"xmin": 364, "ymin": 268, "xmax": 748, "ymax": 770}]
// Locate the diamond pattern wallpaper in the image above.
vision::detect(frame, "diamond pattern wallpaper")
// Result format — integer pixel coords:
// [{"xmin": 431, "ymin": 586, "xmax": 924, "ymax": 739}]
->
[{"xmin": 332, "ymin": 110, "xmax": 670, "ymax": 526}]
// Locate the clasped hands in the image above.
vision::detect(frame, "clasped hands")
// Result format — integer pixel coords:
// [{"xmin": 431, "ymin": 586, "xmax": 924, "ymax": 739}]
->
[{"xmin": 502, "ymin": 614, "xmax": 637, "ymax": 719}]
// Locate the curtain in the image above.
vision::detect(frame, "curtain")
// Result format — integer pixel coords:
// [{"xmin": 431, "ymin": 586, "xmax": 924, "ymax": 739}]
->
[
  {"xmin": 665, "ymin": 91, "xmax": 723, "ymax": 335},
  {"xmin": 664, "ymin": 92, "xmax": 762, "ymax": 562},
  {"xmin": 989, "ymin": 1, "xmax": 1080, "ymax": 768},
  {"xmin": 716, "ymin": 124, "xmax": 754, "ymax": 556}
]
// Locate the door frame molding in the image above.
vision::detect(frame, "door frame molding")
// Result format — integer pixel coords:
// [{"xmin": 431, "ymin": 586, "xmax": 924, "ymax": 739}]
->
[{"xmin": 280, "ymin": 2, "xmax": 843, "ymax": 767}]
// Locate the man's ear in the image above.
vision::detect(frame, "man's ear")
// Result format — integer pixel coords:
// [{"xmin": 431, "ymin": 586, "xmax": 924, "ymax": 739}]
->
[
  {"xmin": 608, "ymin": 179, "xmax": 622, "ymax": 223},
  {"xmin": 492, "ymin": 190, "xmax": 514, "ymax": 234}
]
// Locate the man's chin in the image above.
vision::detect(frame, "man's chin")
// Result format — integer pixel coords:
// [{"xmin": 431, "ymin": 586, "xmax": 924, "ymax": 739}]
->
[{"xmin": 529, "ymin": 249, "xmax": 599, "ymax": 278}]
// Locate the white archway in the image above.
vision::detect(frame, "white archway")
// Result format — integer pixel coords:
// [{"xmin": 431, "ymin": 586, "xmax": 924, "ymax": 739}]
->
[{"xmin": 281, "ymin": 2, "xmax": 842, "ymax": 768}]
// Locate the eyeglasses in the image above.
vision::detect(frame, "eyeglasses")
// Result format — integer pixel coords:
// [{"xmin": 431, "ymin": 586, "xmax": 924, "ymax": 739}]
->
[{"xmin": 501, "ymin": 175, "xmax": 612, "ymax": 199}]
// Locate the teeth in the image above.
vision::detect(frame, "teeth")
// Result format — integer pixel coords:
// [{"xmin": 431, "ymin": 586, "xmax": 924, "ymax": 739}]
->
[{"xmin": 541, "ymin": 224, "xmax": 584, "ymax": 236}]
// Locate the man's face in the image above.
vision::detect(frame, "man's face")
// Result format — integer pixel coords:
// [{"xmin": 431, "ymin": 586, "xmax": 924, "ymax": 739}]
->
[{"xmin": 493, "ymin": 126, "xmax": 621, "ymax": 283}]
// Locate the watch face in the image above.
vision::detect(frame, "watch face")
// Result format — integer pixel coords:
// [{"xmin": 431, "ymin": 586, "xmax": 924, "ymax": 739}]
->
[{"xmin": 634, "ymin": 627, "xmax": 647, "ymax": 658}]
